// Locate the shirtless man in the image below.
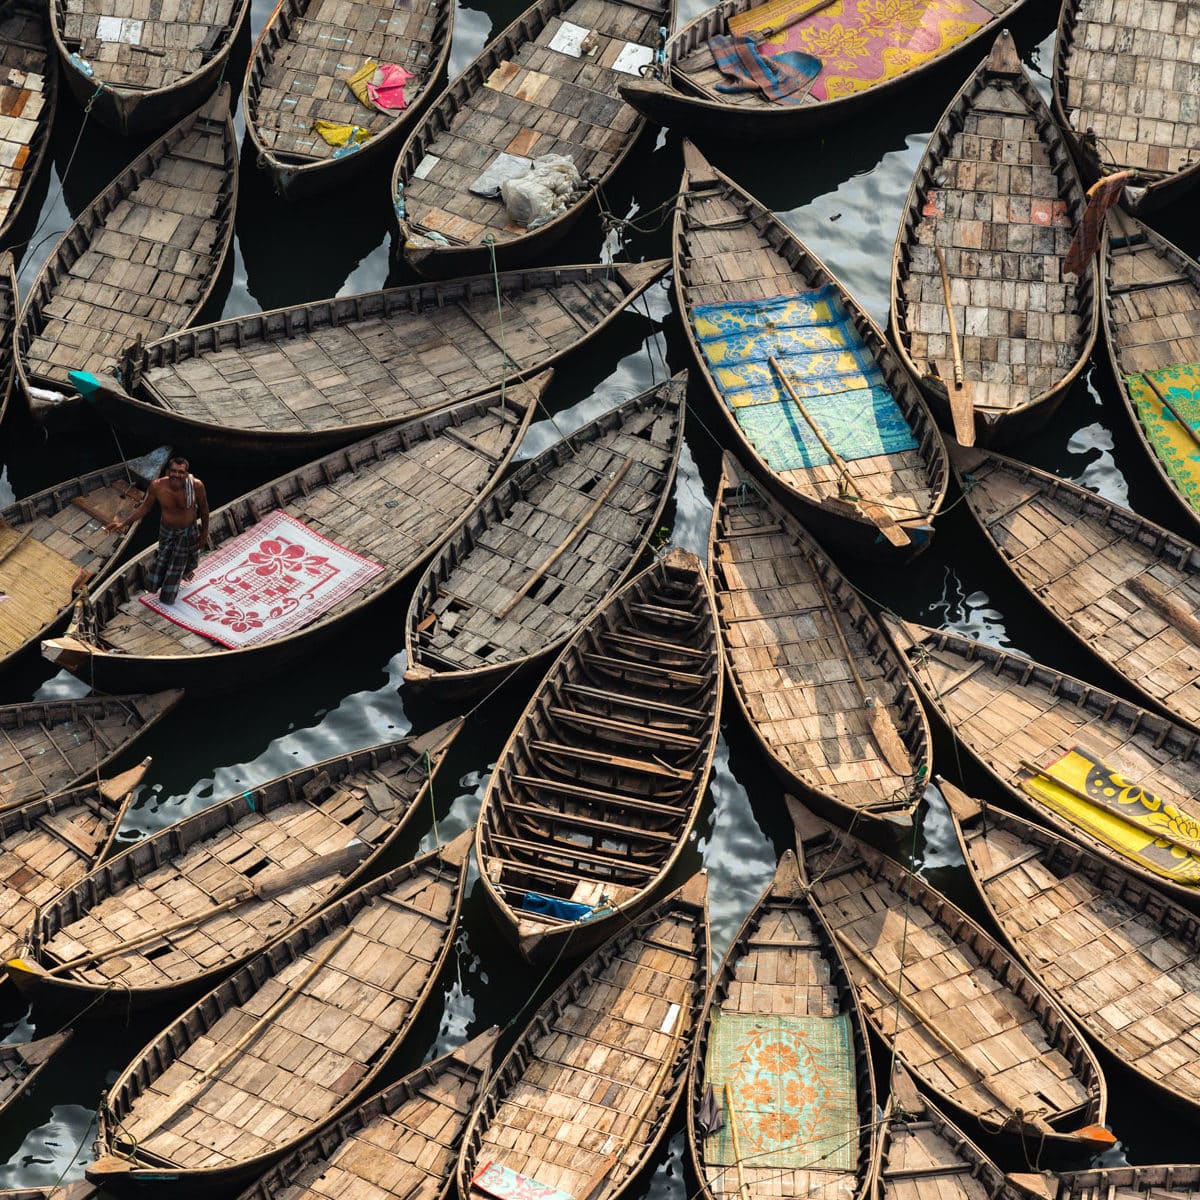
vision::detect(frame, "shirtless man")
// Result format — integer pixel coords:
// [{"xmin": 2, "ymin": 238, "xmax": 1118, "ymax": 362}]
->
[{"xmin": 106, "ymin": 456, "xmax": 210, "ymax": 605}]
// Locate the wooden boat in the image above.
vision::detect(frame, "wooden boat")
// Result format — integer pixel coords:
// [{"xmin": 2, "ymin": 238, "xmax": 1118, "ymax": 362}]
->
[
  {"xmin": 15, "ymin": 86, "xmax": 236, "ymax": 419},
  {"xmin": 949, "ymin": 440, "xmax": 1200, "ymax": 733},
  {"xmin": 1052, "ymin": 0, "xmax": 1200, "ymax": 213},
  {"xmin": 890, "ymin": 33, "xmax": 1097, "ymax": 448},
  {"xmin": 1011, "ymin": 1166, "xmax": 1200, "ymax": 1200},
  {"xmin": 675, "ymin": 142, "xmax": 947, "ymax": 558},
  {"xmin": 0, "ymin": 0, "xmax": 57, "ymax": 246},
  {"xmin": 390, "ymin": 0, "xmax": 674, "ymax": 277},
  {"xmin": 618, "ymin": 0, "xmax": 1029, "ymax": 140},
  {"xmin": 0, "ymin": 446, "xmax": 170, "ymax": 675},
  {"xmin": 42, "ymin": 382, "xmax": 542, "ymax": 695},
  {"xmin": 1100, "ymin": 210, "xmax": 1200, "ymax": 543},
  {"xmin": 793, "ymin": 801, "xmax": 1110, "ymax": 1150},
  {"xmin": 233, "ymin": 1026, "xmax": 500, "ymax": 1200},
  {"xmin": 4, "ymin": 720, "xmax": 459, "ymax": 1013},
  {"xmin": 0, "ymin": 1186, "xmax": 96, "ymax": 1200},
  {"xmin": 404, "ymin": 375, "xmax": 686, "ymax": 699},
  {"xmin": 88, "ymin": 834, "xmax": 472, "ymax": 1194},
  {"xmin": 100, "ymin": 260, "xmax": 668, "ymax": 460},
  {"xmin": 0, "ymin": 254, "xmax": 15, "ymax": 425},
  {"xmin": 51, "ymin": 0, "xmax": 247, "ymax": 135},
  {"xmin": 244, "ymin": 0, "xmax": 452, "ymax": 199},
  {"xmin": 886, "ymin": 617, "xmax": 1200, "ymax": 910},
  {"xmin": 709, "ymin": 452, "xmax": 930, "ymax": 829},
  {"xmin": 474, "ymin": 547, "xmax": 721, "ymax": 963},
  {"xmin": 686, "ymin": 851, "xmax": 876, "ymax": 1200},
  {"xmin": 944, "ymin": 780, "xmax": 1200, "ymax": 1124},
  {"xmin": 0, "ymin": 1032, "xmax": 71, "ymax": 1119},
  {"xmin": 457, "ymin": 872, "xmax": 709, "ymax": 1200}
]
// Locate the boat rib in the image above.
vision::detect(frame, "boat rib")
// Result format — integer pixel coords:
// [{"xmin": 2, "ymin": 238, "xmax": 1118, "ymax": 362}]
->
[
  {"xmin": 4, "ymin": 720, "xmax": 459, "ymax": 1013},
  {"xmin": 1011, "ymin": 1166, "xmax": 1200, "ymax": 1200},
  {"xmin": 0, "ymin": 254, "xmax": 15, "ymax": 425},
  {"xmin": 405, "ymin": 375, "xmax": 686, "ymax": 698},
  {"xmin": 475, "ymin": 547, "xmax": 721, "ymax": 963},
  {"xmin": 890, "ymin": 32, "xmax": 1096, "ymax": 447},
  {"xmin": 710, "ymin": 452, "xmax": 930, "ymax": 828},
  {"xmin": 0, "ymin": 1032, "xmax": 71, "ymax": 1120}
]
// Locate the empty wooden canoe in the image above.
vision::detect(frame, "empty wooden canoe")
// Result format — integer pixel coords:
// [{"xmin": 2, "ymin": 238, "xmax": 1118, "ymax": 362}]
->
[
  {"xmin": 232, "ymin": 1026, "xmax": 501, "ymax": 1200},
  {"xmin": 886, "ymin": 616, "xmax": 1200, "ymax": 910},
  {"xmin": 88, "ymin": 834, "xmax": 472, "ymax": 1194},
  {"xmin": 676, "ymin": 141, "xmax": 946, "ymax": 558},
  {"xmin": 15, "ymin": 87, "xmax": 236, "ymax": 418},
  {"xmin": 475, "ymin": 547, "xmax": 720, "ymax": 963},
  {"xmin": 4, "ymin": 720, "xmax": 459, "ymax": 1013},
  {"xmin": 794, "ymin": 801, "xmax": 1109, "ymax": 1149},
  {"xmin": 618, "ymin": 0, "xmax": 1028, "ymax": 140},
  {"xmin": 1052, "ymin": 0, "xmax": 1200, "ymax": 213},
  {"xmin": 0, "ymin": 446, "xmax": 170, "ymax": 674},
  {"xmin": 890, "ymin": 32, "xmax": 1096, "ymax": 448},
  {"xmin": 391, "ymin": 0, "xmax": 673, "ymax": 276},
  {"xmin": 0, "ymin": 1032, "xmax": 71, "ymax": 1120},
  {"xmin": 42, "ymin": 382, "xmax": 542, "ymax": 694},
  {"xmin": 0, "ymin": 1185, "xmax": 96, "ymax": 1200},
  {"xmin": 686, "ymin": 851, "xmax": 876, "ymax": 1200},
  {"xmin": 244, "ymin": 0, "xmax": 452, "ymax": 198},
  {"xmin": 405, "ymin": 374, "xmax": 686, "ymax": 699},
  {"xmin": 0, "ymin": 254, "xmax": 15, "ymax": 425},
  {"xmin": 0, "ymin": 0, "xmax": 57, "ymax": 246},
  {"xmin": 0, "ymin": 691, "xmax": 178, "ymax": 806},
  {"xmin": 945, "ymin": 783, "xmax": 1200, "ymax": 1124},
  {"xmin": 1010, "ymin": 1166, "xmax": 1200, "ymax": 1200},
  {"xmin": 458, "ymin": 872, "xmax": 709, "ymax": 1200},
  {"xmin": 950, "ymin": 440, "xmax": 1200, "ymax": 733},
  {"xmin": 1101, "ymin": 210, "xmax": 1200, "ymax": 543},
  {"xmin": 103, "ymin": 260, "xmax": 667, "ymax": 459},
  {"xmin": 710, "ymin": 452, "xmax": 930, "ymax": 829}
]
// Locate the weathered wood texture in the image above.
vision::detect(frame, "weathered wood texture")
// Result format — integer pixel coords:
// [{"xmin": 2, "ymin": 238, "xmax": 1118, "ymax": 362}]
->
[
  {"xmin": 405, "ymin": 376, "xmax": 685, "ymax": 697},
  {"xmin": 0, "ymin": 255, "xmax": 16, "ymax": 424},
  {"xmin": 5, "ymin": 721, "xmax": 458, "ymax": 1010},
  {"xmin": 475, "ymin": 548, "xmax": 720, "ymax": 963},
  {"xmin": 392, "ymin": 0, "xmax": 672, "ymax": 273},
  {"xmin": 15, "ymin": 87, "xmax": 235, "ymax": 398},
  {"xmin": 1052, "ymin": 0, "xmax": 1200, "ymax": 213},
  {"xmin": 458, "ymin": 873, "xmax": 709, "ymax": 1200},
  {"xmin": 709, "ymin": 454, "xmax": 930, "ymax": 827},
  {"xmin": 687, "ymin": 852, "xmax": 876, "ymax": 1200},
  {"xmin": 952, "ymin": 797, "xmax": 1200, "ymax": 1120},
  {"xmin": 0, "ymin": 1033, "xmax": 71, "ymax": 1120},
  {"xmin": 675, "ymin": 144, "xmax": 947, "ymax": 558},
  {"xmin": 1021, "ymin": 1165, "xmax": 1200, "ymax": 1200},
  {"xmin": 891, "ymin": 34, "xmax": 1096, "ymax": 445},
  {"xmin": 92, "ymin": 836, "xmax": 471, "ymax": 1190}
]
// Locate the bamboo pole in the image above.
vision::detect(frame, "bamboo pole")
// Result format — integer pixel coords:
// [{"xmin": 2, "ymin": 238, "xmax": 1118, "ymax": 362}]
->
[
  {"xmin": 723, "ymin": 1081, "xmax": 753, "ymax": 1200},
  {"xmin": 933, "ymin": 245, "xmax": 975, "ymax": 446},
  {"xmin": 1140, "ymin": 372, "xmax": 1200, "ymax": 452}
]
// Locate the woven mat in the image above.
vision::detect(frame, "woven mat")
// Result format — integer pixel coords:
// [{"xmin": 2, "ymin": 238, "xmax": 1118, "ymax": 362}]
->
[
  {"xmin": 0, "ymin": 527, "xmax": 80, "ymax": 652},
  {"xmin": 1126, "ymin": 365, "xmax": 1200, "ymax": 510},
  {"xmin": 704, "ymin": 1011, "xmax": 857, "ymax": 1171},
  {"xmin": 139, "ymin": 510, "xmax": 384, "ymax": 649}
]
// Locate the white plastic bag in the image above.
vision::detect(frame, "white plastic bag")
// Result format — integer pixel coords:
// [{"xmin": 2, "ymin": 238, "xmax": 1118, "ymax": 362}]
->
[{"xmin": 499, "ymin": 155, "xmax": 582, "ymax": 229}]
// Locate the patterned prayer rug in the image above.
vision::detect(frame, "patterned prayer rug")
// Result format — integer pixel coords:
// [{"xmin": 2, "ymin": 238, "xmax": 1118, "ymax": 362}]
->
[
  {"xmin": 704, "ymin": 1011, "xmax": 857, "ymax": 1171},
  {"xmin": 1125, "ymin": 364, "xmax": 1200, "ymax": 511},
  {"xmin": 139, "ymin": 510, "xmax": 384, "ymax": 649}
]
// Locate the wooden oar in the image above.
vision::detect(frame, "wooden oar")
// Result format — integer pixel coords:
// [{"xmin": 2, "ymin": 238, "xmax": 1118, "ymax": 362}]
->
[
  {"xmin": 755, "ymin": 0, "xmax": 837, "ymax": 38},
  {"xmin": 1139, "ymin": 372, "xmax": 1200, "ymax": 451},
  {"xmin": 933, "ymin": 245, "xmax": 975, "ymax": 447},
  {"xmin": 766, "ymin": 355, "xmax": 910, "ymax": 547},
  {"xmin": 1127, "ymin": 573, "xmax": 1200, "ymax": 645},
  {"xmin": 723, "ymin": 1081, "xmax": 754, "ymax": 1200}
]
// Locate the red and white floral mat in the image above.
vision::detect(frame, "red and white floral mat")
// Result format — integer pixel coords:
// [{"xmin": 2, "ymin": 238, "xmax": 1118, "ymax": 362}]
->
[{"xmin": 139, "ymin": 510, "xmax": 384, "ymax": 649}]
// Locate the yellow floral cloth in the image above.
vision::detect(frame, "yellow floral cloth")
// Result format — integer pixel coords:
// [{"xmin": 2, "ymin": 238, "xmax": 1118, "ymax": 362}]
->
[
  {"xmin": 1125, "ymin": 364, "xmax": 1200, "ymax": 512},
  {"xmin": 311, "ymin": 119, "xmax": 370, "ymax": 148}
]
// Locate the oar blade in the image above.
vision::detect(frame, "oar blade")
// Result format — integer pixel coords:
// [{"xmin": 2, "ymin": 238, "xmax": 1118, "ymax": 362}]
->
[{"xmin": 868, "ymin": 704, "xmax": 913, "ymax": 776}]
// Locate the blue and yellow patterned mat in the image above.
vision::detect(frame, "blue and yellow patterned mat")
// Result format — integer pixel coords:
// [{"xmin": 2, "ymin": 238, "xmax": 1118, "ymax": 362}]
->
[{"xmin": 1125, "ymin": 363, "xmax": 1200, "ymax": 511}]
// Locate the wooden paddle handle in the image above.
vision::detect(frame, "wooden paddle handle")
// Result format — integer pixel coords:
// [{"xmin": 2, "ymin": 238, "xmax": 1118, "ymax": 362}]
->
[
  {"xmin": 1139, "ymin": 372, "xmax": 1200, "ymax": 451},
  {"xmin": 724, "ymin": 1082, "xmax": 753, "ymax": 1200},
  {"xmin": 934, "ymin": 246, "xmax": 964, "ymax": 388},
  {"xmin": 755, "ymin": 0, "xmax": 836, "ymax": 38}
]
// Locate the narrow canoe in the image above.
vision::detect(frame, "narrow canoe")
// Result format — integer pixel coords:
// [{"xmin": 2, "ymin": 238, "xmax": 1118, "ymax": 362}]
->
[
  {"xmin": 0, "ymin": 1187, "xmax": 95, "ymax": 1200},
  {"xmin": 886, "ymin": 616, "xmax": 1200, "ymax": 910},
  {"xmin": 232, "ymin": 1026, "xmax": 501, "ymax": 1200},
  {"xmin": 42, "ymin": 382, "xmax": 542, "ymax": 694},
  {"xmin": 793, "ymin": 801, "xmax": 1109, "ymax": 1150},
  {"xmin": 676, "ymin": 141, "xmax": 947, "ymax": 558},
  {"xmin": 1011, "ymin": 1167, "xmax": 1200, "ymax": 1200},
  {"xmin": 618, "ymin": 0, "xmax": 1028, "ymax": 140},
  {"xmin": 890, "ymin": 32, "xmax": 1097, "ymax": 447},
  {"xmin": 4, "ymin": 720, "xmax": 459, "ymax": 1013},
  {"xmin": 15, "ymin": 87, "xmax": 236, "ymax": 420},
  {"xmin": 457, "ymin": 872, "xmax": 709, "ymax": 1200},
  {"xmin": 0, "ymin": 253, "xmax": 15, "ymax": 425},
  {"xmin": 391, "ymin": 0, "xmax": 674, "ymax": 277},
  {"xmin": 88, "ymin": 834, "xmax": 472, "ymax": 1195},
  {"xmin": 1052, "ymin": 0, "xmax": 1200, "ymax": 213},
  {"xmin": 1100, "ymin": 210, "xmax": 1200, "ymax": 543},
  {"xmin": 0, "ymin": 759, "xmax": 150, "ymax": 962},
  {"xmin": 0, "ymin": 1032, "xmax": 71, "ymax": 1120},
  {"xmin": 475, "ymin": 547, "xmax": 720, "ymax": 963},
  {"xmin": 709, "ymin": 452, "xmax": 931, "ymax": 829},
  {"xmin": 944, "ymin": 781, "xmax": 1200, "ymax": 1125},
  {"xmin": 949, "ymin": 439, "xmax": 1200, "ymax": 733},
  {"xmin": 0, "ymin": 0, "xmax": 57, "ymax": 246},
  {"xmin": 404, "ymin": 374, "xmax": 686, "ymax": 699},
  {"xmin": 101, "ymin": 260, "xmax": 668, "ymax": 459},
  {"xmin": 0, "ymin": 446, "xmax": 170, "ymax": 675},
  {"xmin": 244, "ymin": 0, "xmax": 452, "ymax": 198},
  {"xmin": 686, "ymin": 851, "xmax": 876, "ymax": 1200}
]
